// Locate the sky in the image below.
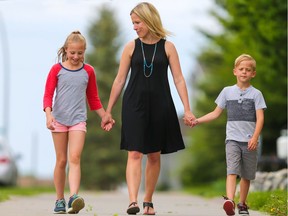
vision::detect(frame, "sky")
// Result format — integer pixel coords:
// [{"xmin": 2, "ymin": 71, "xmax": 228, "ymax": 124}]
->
[{"xmin": 0, "ymin": 0, "xmax": 220, "ymax": 179}]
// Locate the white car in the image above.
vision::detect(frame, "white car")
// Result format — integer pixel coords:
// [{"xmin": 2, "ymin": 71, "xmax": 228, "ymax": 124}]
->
[{"xmin": 0, "ymin": 137, "xmax": 18, "ymax": 186}]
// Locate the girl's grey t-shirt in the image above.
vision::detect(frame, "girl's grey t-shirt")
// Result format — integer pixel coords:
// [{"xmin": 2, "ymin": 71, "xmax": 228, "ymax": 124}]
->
[
  {"xmin": 43, "ymin": 63, "xmax": 103, "ymax": 126},
  {"xmin": 53, "ymin": 66, "xmax": 89, "ymax": 126}
]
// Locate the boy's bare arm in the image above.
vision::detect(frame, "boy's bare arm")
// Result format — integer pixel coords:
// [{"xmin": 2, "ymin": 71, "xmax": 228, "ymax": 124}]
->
[
  {"xmin": 194, "ymin": 106, "xmax": 223, "ymax": 125},
  {"xmin": 248, "ymin": 109, "xmax": 265, "ymax": 150}
]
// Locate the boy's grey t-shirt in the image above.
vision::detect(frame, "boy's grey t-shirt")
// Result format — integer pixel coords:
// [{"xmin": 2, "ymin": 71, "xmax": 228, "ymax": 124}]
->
[{"xmin": 215, "ymin": 84, "xmax": 267, "ymax": 142}]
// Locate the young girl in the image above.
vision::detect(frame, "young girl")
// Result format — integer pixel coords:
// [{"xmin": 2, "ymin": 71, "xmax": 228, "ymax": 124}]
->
[{"xmin": 43, "ymin": 31, "xmax": 113, "ymax": 214}]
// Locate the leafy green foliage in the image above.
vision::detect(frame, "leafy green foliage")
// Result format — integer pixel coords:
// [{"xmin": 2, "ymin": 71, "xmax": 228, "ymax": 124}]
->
[
  {"xmin": 182, "ymin": 0, "xmax": 287, "ymax": 185},
  {"xmin": 81, "ymin": 6, "xmax": 127, "ymax": 190}
]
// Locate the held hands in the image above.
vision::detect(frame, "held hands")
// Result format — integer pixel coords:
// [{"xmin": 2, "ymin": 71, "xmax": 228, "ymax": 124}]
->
[
  {"xmin": 183, "ymin": 111, "xmax": 196, "ymax": 127},
  {"xmin": 190, "ymin": 119, "xmax": 199, "ymax": 128},
  {"xmin": 101, "ymin": 113, "xmax": 115, "ymax": 131},
  {"xmin": 182, "ymin": 111, "xmax": 199, "ymax": 128}
]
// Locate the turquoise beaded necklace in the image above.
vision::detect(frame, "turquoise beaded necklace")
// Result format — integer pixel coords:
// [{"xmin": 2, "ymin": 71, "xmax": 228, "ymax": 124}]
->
[{"xmin": 140, "ymin": 40, "xmax": 157, "ymax": 78}]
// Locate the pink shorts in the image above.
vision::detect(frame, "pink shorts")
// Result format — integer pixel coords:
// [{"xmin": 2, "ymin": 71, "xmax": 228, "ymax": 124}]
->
[{"xmin": 52, "ymin": 121, "xmax": 87, "ymax": 133}]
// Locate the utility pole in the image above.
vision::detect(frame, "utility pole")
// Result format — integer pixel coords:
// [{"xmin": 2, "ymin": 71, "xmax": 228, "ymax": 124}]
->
[{"xmin": 0, "ymin": 11, "xmax": 10, "ymax": 142}]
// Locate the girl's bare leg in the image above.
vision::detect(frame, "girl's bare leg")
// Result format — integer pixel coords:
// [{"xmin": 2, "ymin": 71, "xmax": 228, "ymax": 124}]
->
[
  {"xmin": 52, "ymin": 132, "xmax": 68, "ymax": 200},
  {"xmin": 67, "ymin": 130, "xmax": 86, "ymax": 196}
]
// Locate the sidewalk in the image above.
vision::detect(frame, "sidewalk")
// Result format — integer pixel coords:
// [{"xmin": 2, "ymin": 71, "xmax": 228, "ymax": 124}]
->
[{"xmin": 0, "ymin": 191, "xmax": 267, "ymax": 216}]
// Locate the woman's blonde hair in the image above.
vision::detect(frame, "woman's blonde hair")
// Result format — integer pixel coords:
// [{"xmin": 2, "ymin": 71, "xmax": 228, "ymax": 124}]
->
[
  {"xmin": 130, "ymin": 2, "xmax": 171, "ymax": 39},
  {"xmin": 57, "ymin": 31, "xmax": 86, "ymax": 62},
  {"xmin": 234, "ymin": 54, "xmax": 256, "ymax": 71}
]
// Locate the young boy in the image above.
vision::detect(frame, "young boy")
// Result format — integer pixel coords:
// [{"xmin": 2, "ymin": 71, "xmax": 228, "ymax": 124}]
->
[{"xmin": 192, "ymin": 54, "xmax": 266, "ymax": 216}]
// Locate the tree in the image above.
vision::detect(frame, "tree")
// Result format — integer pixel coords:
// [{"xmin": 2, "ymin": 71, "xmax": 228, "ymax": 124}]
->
[
  {"xmin": 81, "ymin": 6, "xmax": 127, "ymax": 190},
  {"xmin": 181, "ymin": 0, "xmax": 287, "ymax": 185}
]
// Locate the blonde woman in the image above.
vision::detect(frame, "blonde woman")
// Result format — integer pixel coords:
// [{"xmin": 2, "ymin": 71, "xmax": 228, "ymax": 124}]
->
[{"xmin": 103, "ymin": 2, "xmax": 195, "ymax": 215}]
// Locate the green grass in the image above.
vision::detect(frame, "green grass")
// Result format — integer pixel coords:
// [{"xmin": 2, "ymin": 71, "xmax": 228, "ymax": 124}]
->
[
  {"xmin": 184, "ymin": 178, "xmax": 227, "ymax": 197},
  {"xmin": 184, "ymin": 179, "xmax": 287, "ymax": 216},
  {"xmin": 0, "ymin": 186, "xmax": 54, "ymax": 202},
  {"xmin": 247, "ymin": 190, "xmax": 287, "ymax": 216}
]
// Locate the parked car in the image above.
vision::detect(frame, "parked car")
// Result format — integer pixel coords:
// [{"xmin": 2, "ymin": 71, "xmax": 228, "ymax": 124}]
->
[{"xmin": 0, "ymin": 137, "xmax": 18, "ymax": 186}]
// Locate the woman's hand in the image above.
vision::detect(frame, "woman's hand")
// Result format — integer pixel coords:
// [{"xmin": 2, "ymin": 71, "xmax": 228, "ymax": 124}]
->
[
  {"xmin": 101, "ymin": 113, "xmax": 115, "ymax": 131},
  {"xmin": 183, "ymin": 111, "xmax": 196, "ymax": 127}
]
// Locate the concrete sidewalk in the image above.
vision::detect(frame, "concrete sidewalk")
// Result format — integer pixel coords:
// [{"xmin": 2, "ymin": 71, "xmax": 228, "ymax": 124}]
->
[{"xmin": 0, "ymin": 191, "xmax": 267, "ymax": 216}]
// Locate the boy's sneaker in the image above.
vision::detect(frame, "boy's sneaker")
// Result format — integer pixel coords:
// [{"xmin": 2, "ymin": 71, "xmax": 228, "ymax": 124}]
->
[
  {"xmin": 54, "ymin": 198, "xmax": 66, "ymax": 214},
  {"xmin": 223, "ymin": 196, "xmax": 235, "ymax": 216},
  {"xmin": 67, "ymin": 194, "xmax": 85, "ymax": 214},
  {"xmin": 237, "ymin": 203, "xmax": 250, "ymax": 215}
]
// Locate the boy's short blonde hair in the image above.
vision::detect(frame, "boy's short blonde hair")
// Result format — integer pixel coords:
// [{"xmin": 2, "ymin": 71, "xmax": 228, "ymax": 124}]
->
[{"xmin": 234, "ymin": 54, "xmax": 256, "ymax": 71}]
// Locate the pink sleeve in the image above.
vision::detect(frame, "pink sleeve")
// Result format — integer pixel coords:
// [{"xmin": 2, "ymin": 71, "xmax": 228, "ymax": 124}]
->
[
  {"xmin": 43, "ymin": 64, "xmax": 61, "ymax": 111},
  {"xmin": 84, "ymin": 64, "xmax": 103, "ymax": 110}
]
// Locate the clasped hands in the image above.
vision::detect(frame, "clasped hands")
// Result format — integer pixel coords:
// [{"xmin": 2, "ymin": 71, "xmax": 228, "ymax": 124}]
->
[
  {"xmin": 183, "ymin": 111, "xmax": 199, "ymax": 128},
  {"xmin": 101, "ymin": 111, "xmax": 200, "ymax": 131},
  {"xmin": 101, "ymin": 113, "xmax": 115, "ymax": 131}
]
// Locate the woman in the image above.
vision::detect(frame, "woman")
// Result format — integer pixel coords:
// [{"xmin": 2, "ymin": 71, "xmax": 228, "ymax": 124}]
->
[{"xmin": 104, "ymin": 2, "xmax": 195, "ymax": 215}]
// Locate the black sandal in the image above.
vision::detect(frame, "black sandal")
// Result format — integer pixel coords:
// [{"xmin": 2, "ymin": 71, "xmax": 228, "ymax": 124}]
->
[
  {"xmin": 143, "ymin": 202, "xmax": 156, "ymax": 215},
  {"xmin": 127, "ymin": 202, "xmax": 140, "ymax": 215}
]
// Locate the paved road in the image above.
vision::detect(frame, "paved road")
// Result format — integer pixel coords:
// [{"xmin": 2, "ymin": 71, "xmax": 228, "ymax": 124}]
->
[{"xmin": 0, "ymin": 191, "xmax": 267, "ymax": 216}]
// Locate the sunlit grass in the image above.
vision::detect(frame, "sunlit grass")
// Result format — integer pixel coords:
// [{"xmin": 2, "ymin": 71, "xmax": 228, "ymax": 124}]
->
[
  {"xmin": 184, "ymin": 179, "xmax": 226, "ymax": 197},
  {"xmin": 0, "ymin": 186, "xmax": 54, "ymax": 202},
  {"xmin": 247, "ymin": 190, "xmax": 287, "ymax": 216},
  {"xmin": 184, "ymin": 179, "xmax": 287, "ymax": 215}
]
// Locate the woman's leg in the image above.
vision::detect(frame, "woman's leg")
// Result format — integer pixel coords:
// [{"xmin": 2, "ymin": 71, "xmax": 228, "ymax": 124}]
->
[
  {"xmin": 126, "ymin": 151, "xmax": 143, "ymax": 205},
  {"xmin": 67, "ymin": 130, "xmax": 86, "ymax": 196},
  {"xmin": 52, "ymin": 132, "xmax": 68, "ymax": 200},
  {"xmin": 143, "ymin": 151, "xmax": 161, "ymax": 214}
]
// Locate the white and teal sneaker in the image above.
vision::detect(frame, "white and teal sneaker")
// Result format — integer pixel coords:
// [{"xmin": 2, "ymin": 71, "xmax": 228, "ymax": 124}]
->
[
  {"xmin": 54, "ymin": 198, "xmax": 66, "ymax": 214},
  {"xmin": 67, "ymin": 194, "xmax": 85, "ymax": 214}
]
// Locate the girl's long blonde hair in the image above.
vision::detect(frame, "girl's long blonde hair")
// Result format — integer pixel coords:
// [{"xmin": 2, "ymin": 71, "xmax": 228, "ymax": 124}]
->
[{"xmin": 57, "ymin": 31, "xmax": 86, "ymax": 62}]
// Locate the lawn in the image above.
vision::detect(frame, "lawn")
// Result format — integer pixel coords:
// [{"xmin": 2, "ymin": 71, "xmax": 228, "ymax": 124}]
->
[
  {"xmin": 0, "ymin": 186, "xmax": 54, "ymax": 202},
  {"xmin": 248, "ymin": 190, "xmax": 287, "ymax": 216},
  {"xmin": 184, "ymin": 179, "xmax": 287, "ymax": 216}
]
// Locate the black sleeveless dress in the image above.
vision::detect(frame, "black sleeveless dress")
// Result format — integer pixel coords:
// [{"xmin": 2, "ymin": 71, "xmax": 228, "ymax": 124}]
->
[{"xmin": 120, "ymin": 38, "xmax": 185, "ymax": 154}]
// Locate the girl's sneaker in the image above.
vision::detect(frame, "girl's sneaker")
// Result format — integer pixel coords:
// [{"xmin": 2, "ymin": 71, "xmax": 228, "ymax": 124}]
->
[
  {"xmin": 67, "ymin": 194, "xmax": 85, "ymax": 214},
  {"xmin": 237, "ymin": 203, "xmax": 249, "ymax": 215},
  {"xmin": 222, "ymin": 196, "xmax": 235, "ymax": 216},
  {"xmin": 54, "ymin": 198, "xmax": 66, "ymax": 214}
]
